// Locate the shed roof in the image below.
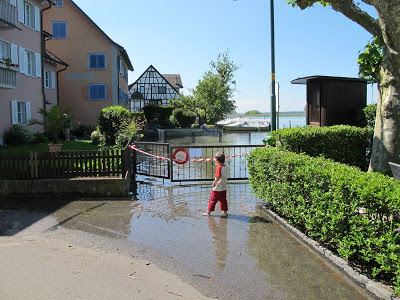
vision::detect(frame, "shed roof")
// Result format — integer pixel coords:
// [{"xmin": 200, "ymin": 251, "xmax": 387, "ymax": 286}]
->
[{"xmin": 291, "ymin": 75, "xmax": 367, "ymax": 85}]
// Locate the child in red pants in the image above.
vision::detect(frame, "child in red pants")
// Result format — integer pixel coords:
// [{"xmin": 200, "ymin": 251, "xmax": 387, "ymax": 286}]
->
[{"xmin": 202, "ymin": 152, "xmax": 229, "ymax": 218}]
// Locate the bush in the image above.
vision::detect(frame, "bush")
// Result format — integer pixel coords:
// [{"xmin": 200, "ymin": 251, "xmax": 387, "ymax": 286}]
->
[
  {"xmin": 248, "ymin": 147, "xmax": 400, "ymax": 293},
  {"xmin": 98, "ymin": 106, "xmax": 132, "ymax": 145},
  {"xmin": 270, "ymin": 125, "xmax": 373, "ymax": 170},
  {"xmin": 171, "ymin": 108, "xmax": 196, "ymax": 128},
  {"xmin": 32, "ymin": 132, "xmax": 49, "ymax": 144},
  {"xmin": 72, "ymin": 124, "xmax": 96, "ymax": 139},
  {"xmin": 90, "ymin": 130, "xmax": 103, "ymax": 145},
  {"xmin": 355, "ymin": 104, "xmax": 377, "ymax": 128},
  {"xmin": 131, "ymin": 112, "xmax": 145, "ymax": 123},
  {"xmin": 142, "ymin": 104, "xmax": 173, "ymax": 127},
  {"xmin": 115, "ymin": 122, "xmax": 137, "ymax": 149},
  {"xmin": 3, "ymin": 125, "xmax": 33, "ymax": 146}
]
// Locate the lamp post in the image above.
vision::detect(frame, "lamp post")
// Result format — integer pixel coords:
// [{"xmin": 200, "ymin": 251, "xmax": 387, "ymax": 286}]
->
[{"xmin": 270, "ymin": 0, "xmax": 277, "ymax": 131}]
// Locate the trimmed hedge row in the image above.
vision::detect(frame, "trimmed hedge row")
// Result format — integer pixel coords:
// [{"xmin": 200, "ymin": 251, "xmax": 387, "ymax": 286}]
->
[
  {"xmin": 270, "ymin": 125, "xmax": 373, "ymax": 170},
  {"xmin": 248, "ymin": 147, "xmax": 400, "ymax": 293}
]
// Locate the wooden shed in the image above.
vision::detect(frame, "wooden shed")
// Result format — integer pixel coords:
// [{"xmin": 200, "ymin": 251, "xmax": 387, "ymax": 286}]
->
[{"xmin": 291, "ymin": 76, "xmax": 367, "ymax": 127}]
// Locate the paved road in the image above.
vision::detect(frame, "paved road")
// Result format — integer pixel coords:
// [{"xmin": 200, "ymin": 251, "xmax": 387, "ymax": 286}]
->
[{"xmin": 0, "ymin": 180, "xmax": 373, "ymax": 299}]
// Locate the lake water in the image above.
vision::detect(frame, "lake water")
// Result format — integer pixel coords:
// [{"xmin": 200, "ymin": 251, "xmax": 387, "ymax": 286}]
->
[{"xmin": 167, "ymin": 115, "xmax": 306, "ymax": 145}]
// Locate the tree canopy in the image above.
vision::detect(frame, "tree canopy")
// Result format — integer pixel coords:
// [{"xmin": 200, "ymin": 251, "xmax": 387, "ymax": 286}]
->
[
  {"xmin": 174, "ymin": 51, "xmax": 238, "ymax": 125},
  {"xmin": 288, "ymin": 0, "xmax": 400, "ymax": 175}
]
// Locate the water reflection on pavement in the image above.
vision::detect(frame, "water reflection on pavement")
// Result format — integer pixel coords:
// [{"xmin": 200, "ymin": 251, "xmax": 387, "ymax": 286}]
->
[{"xmin": 2, "ymin": 179, "xmax": 372, "ymax": 300}]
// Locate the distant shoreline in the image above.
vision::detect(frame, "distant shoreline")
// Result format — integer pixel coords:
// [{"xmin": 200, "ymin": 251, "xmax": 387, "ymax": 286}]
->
[{"xmin": 229, "ymin": 113, "xmax": 306, "ymax": 118}]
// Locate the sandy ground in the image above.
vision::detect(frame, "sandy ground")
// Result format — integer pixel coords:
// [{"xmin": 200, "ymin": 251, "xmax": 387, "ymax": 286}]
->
[{"xmin": 0, "ymin": 233, "xmax": 212, "ymax": 300}]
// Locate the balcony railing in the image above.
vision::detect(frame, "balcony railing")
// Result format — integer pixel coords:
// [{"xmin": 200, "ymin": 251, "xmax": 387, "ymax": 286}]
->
[
  {"xmin": 0, "ymin": 0, "xmax": 17, "ymax": 29},
  {"xmin": 0, "ymin": 63, "xmax": 17, "ymax": 88}
]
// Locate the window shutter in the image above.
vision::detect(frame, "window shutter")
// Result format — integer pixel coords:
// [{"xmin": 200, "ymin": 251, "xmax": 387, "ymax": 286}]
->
[
  {"xmin": 17, "ymin": 0, "xmax": 24, "ymax": 23},
  {"xmin": 11, "ymin": 101, "xmax": 18, "ymax": 125},
  {"xmin": 34, "ymin": 6, "xmax": 40, "ymax": 31},
  {"xmin": 10, "ymin": 0, "xmax": 16, "ymax": 6},
  {"xmin": 11, "ymin": 44, "xmax": 18, "ymax": 65},
  {"xmin": 51, "ymin": 71, "xmax": 55, "ymax": 89},
  {"xmin": 35, "ymin": 53, "xmax": 41, "ymax": 77},
  {"xmin": 25, "ymin": 102, "xmax": 31, "ymax": 122},
  {"xmin": 19, "ymin": 47, "xmax": 25, "ymax": 74}
]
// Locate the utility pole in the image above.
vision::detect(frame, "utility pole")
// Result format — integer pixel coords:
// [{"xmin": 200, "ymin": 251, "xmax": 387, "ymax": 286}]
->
[{"xmin": 270, "ymin": 0, "xmax": 277, "ymax": 131}]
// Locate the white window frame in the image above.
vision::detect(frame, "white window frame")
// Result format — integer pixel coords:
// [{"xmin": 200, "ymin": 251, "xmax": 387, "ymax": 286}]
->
[
  {"xmin": 51, "ymin": 22, "xmax": 67, "ymax": 39},
  {"xmin": 44, "ymin": 70, "xmax": 55, "ymax": 89},
  {"xmin": 88, "ymin": 53, "xmax": 106, "ymax": 69},
  {"xmin": 55, "ymin": 0, "xmax": 63, "ymax": 7},
  {"xmin": 23, "ymin": 1, "xmax": 35, "ymax": 29},
  {"xmin": 11, "ymin": 101, "xmax": 31, "ymax": 125},
  {"xmin": 89, "ymin": 84, "xmax": 107, "ymax": 100},
  {"xmin": 26, "ymin": 50, "xmax": 34, "ymax": 76},
  {"xmin": 0, "ymin": 40, "xmax": 10, "ymax": 60}
]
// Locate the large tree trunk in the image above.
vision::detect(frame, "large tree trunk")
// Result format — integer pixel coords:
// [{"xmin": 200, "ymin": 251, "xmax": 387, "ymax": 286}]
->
[{"xmin": 369, "ymin": 3, "xmax": 400, "ymax": 174}]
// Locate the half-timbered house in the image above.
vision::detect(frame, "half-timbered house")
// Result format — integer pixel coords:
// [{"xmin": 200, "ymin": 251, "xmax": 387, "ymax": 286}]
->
[{"xmin": 128, "ymin": 65, "xmax": 182, "ymax": 112}]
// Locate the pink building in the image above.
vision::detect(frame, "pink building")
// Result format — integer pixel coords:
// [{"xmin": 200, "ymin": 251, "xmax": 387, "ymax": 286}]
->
[{"xmin": 0, "ymin": 0, "xmax": 66, "ymax": 146}]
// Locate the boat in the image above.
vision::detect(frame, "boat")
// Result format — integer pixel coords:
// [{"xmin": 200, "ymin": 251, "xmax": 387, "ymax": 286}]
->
[{"xmin": 216, "ymin": 118, "xmax": 271, "ymax": 131}]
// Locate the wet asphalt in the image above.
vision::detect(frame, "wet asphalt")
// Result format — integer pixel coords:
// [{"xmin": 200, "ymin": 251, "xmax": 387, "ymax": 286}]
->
[{"xmin": 0, "ymin": 179, "xmax": 374, "ymax": 300}]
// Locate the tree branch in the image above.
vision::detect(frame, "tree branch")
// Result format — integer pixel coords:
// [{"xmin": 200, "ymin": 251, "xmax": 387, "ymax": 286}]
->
[
  {"xmin": 294, "ymin": 0, "xmax": 381, "ymax": 38},
  {"xmin": 327, "ymin": 0, "xmax": 381, "ymax": 38}
]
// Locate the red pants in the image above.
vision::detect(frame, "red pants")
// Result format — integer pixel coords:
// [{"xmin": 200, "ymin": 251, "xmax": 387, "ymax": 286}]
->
[{"xmin": 208, "ymin": 190, "xmax": 228, "ymax": 212}]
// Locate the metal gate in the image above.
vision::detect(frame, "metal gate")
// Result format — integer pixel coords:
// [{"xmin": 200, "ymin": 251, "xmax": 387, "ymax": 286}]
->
[
  {"xmin": 132, "ymin": 142, "xmax": 264, "ymax": 182},
  {"xmin": 133, "ymin": 142, "xmax": 170, "ymax": 179}
]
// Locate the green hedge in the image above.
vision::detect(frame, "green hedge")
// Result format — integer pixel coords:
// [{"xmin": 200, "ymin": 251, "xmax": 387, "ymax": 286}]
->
[
  {"xmin": 142, "ymin": 104, "xmax": 173, "ymax": 127},
  {"xmin": 171, "ymin": 108, "xmax": 196, "ymax": 128},
  {"xmin": 355, "ymin": 104, "xmax": 377, "ymax": 128},
  {"xmin": 248, "ymin": 147, "xmax": 400, "ymax": 293},
  {"xmin": 270, "ymin": 125, "xmax": 373, "ymax": 170}
]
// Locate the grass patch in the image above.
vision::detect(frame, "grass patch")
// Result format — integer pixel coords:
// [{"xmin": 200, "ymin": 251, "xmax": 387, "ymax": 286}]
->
[{"xmin": 0, "ymin": 141, "xmax": 99, "ymax": 153}]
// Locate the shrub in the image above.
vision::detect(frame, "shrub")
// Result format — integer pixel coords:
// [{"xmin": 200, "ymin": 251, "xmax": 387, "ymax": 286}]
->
[
  {"xmin": 270, "ymin": 125, "xmax": 373, "ymax": 170},
  {"xmin": 115, "ymin": 122, "xmax": 137, "ymax": 149},
  {"xmin": 355, "ymin": 104, "xmax": 377, "ymax": 128},
  {"xmin": 131, "ymin": 112, "xmax": 145, "ymax": 123},
  {"xmin": 72, "ymin": 124, "xmax": 96, "ymax": 139},
  {"xmin": 90, "ymin": 130, "xmax": 103, "ymax": 145},
  {"xmin": 248, "ymin": 147, "xmax": 400, "ymax": 293},
  {"xmin": 98, "ymin": 106, "xmax": 132, "ymax": 145},
  {"xmin": 3, "ymin": 125, "xmax": 33, "ymax": 146},
  {"xmin": 142, "ymin": 104, "xmax": 173, "ymax": 127},
  {"xmin": 171, "ymin": 108, "xmax": 196, "ymax": 128},
  {"xmin": 29, "ymin": 106, "xmax": 65, "ymax": 143},
  {"xmin": 32, "ymin": 132, "xmax": 49, "ymax": 144}
]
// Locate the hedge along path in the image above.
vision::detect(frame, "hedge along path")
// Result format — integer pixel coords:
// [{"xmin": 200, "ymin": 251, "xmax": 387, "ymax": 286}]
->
[
  {"xmin": 247, "ymin": 147, "xmax": 400, "ymax": 295},
  {"xmin": 269, "ymin": 125, "xmax": 374, "ymax": 171}
]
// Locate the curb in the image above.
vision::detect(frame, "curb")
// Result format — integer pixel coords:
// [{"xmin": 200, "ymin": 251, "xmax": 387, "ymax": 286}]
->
[{"xmin": 261, "ymin": 205, "xmax": 397, "ymax": 300}]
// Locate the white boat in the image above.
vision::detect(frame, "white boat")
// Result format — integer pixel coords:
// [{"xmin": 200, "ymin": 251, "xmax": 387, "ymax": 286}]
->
[{"xmin": 216, "ymin": 118, "xmax": 271, "ymax": 131}]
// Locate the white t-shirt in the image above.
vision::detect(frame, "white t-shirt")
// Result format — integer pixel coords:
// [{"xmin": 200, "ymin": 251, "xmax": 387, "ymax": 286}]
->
[{"xmin": 213, "ymin": 165, "xmax": 229, "ymax": 191}]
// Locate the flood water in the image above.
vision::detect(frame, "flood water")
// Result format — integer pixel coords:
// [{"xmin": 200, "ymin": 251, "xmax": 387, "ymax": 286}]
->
[
  {"xmin": 166, "ymin": 115, "xmax": 306, "ymax": 146},
  {"xmin": 0, "ymin": 179, "xmax": 372, "ymax": 300}
]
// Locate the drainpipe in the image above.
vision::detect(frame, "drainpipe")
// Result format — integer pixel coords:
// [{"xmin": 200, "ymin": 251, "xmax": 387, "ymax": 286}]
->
[
  {"xmin": 56, "ymin": 64, "xmax": 67, "ymax": 106},
  {"xmin": 40, "ymin": 0, "xmax": 53, "ymax": 111},
  {"xmin": 117, "ymin": 54, "xmax": 121, "ymax": 105}
]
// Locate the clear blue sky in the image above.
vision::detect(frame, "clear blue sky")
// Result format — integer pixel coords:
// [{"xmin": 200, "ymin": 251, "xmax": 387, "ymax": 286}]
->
[{"xmin": 73, "ymin": 0, "xmax": 377, "ymax": 112}]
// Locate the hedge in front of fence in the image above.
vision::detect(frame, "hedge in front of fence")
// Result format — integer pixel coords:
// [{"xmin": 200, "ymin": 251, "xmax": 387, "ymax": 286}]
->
[
  {"xmin": 270, "ymin": 125, "xmax": 373, "ymax": 170},
  {"xmin": 248, "ymin": 147, "xmax": 400, "ymax": 293}
]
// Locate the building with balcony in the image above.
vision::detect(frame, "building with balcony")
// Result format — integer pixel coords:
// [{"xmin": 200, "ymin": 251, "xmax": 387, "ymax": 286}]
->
[
  {"xmin": 0, "ymin": 0, "xmax": 53, "ymax": 146},
  {"xmin": 42, "ymin": 0, "xmax": 133, "ymax": 126}
]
